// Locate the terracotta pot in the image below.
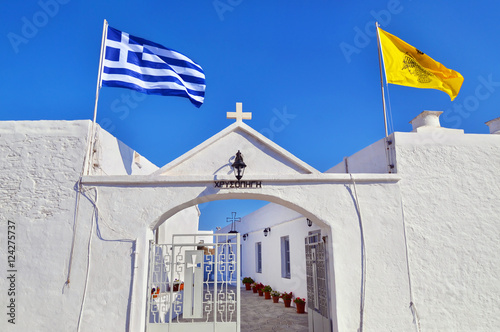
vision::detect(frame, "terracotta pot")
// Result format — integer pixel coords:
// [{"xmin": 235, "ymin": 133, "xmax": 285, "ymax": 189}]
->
[
  {"xmin": 245, "ymin": 283, "xmax": 251, "ymax": 291},
  {"xmin": 258, "ymin": 290, "xmax": 264, "ymax": 296},
  {"xmin": 252, "ymin": 287, "xmax": 257, "ymax": 293},
  {"xmin": 296, "ymin": 302, "xmax": 306, "ymax": 314},
  {"xmin": 283, "ymin": 298, "xmax": 291, "ymax": 307},
  {"xmin": 264, "ymin": 291, "xmax": 271, "ymax": 300},
  {"xmin": 272, "ymin": 296, "xmax": 280, "ymax": 303}
]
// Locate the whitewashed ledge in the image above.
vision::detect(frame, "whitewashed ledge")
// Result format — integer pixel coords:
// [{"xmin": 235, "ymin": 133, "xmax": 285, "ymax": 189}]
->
[{"xmin": 81, "ymin": 173, "xmax": 401, "ymax": 186}]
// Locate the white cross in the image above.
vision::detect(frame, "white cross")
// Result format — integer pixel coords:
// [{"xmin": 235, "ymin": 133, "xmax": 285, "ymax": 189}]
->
[
  {"xmin": 187, "ymin": 254, "xmax": 199, "ymax": 271},
  {"xmin": 227, "ymin": 103, "xmax": 252, "ymax": 123}
]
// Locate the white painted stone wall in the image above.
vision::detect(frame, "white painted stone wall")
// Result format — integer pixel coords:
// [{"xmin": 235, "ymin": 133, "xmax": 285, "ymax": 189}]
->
[
  {"xmin": 328, "ymin": 119, "xmax": 500, "ymax": 330},
  {"xmin": 394, "ymin": 129, "xmax": 500, "ymax": 331},
  {"xmin": 326, "ymin": 137, "xmax": 390, "ymax": 174},
  {"xmin": 0, "ymin": 121, "xmax": 201, "ymax": 332},
  {"xmin": 91, "ymin": 124, "xmax": 157, "ymax": 175},
  {"xmin": 157, "ymin": 205, "xmax": 202, "ymax": 245},
  {"xmin": 6, "ymin": 116, "xmax": 495, "ymax": 332},
  {"xmin": 80, "ymin": 120, "xmax": 416, "ymax": 332},
  {"xmin": 218, "ymin": 203, "xmax": 323, "ymax": 308},
  {"xmin": 0, "ymin": 120, "xmax": 92, "ymax": 332}
]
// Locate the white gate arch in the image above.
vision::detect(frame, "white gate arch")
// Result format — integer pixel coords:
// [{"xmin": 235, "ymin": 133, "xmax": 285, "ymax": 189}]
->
[{"xmin": 82, "ymin": 120, "xmax": 403, "ymax": 332}]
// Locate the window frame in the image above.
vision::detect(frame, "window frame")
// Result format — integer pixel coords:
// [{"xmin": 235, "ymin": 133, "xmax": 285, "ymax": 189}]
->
[
  {"xmin": 281, "ymin": 236, "xmax": 291, "ymax": 279},
  {"xmin": 256, "ymin": 242, "xmax": 262, "ymax": 273}
]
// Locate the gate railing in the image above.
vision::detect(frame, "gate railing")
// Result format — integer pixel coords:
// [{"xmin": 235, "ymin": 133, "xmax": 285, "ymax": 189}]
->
[{"xmin": 146, "ymin": 233, "xmax": 240, "ymax": 331}]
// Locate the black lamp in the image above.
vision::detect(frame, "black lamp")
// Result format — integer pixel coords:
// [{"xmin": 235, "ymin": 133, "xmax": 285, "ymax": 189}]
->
[
  {"xmin": 306, "ymin": 218, "xmax": 313, "ymax": 227},
  {"xmin": 263, "ymin": 227, "xmax": 271, "ymax": 237},
  {"xmin": 243, "ymin": 234, "xmax": 248, "ymax": 241},
  {"xmin": 231, "ymin": 150, "xmax": 246, "ymax": 181}
]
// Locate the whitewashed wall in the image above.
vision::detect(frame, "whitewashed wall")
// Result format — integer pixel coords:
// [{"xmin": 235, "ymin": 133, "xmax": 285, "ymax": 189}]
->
[
  {"xmin": 81, "ymin": 121, "xmax": 418, "ymax": 332},
  {"xmin": 5, "ymin": 116, "xmax": 494, "ymax": 332},
  {"xmin": 327, "ymin": 117, "xmax": 500, "ymax": 331},
  {"xmin": 218, "ymin": 203, "xmax": 323, "ymax": 307},
  {"xmin": 0, "ymin": 120, "xmax": 92, "ymax": 332},
  {"xmin": 326, "ymin": 137, "xmax": 390, "ymax": 174},
  {"xmin": 157, "ymin": 205, "xmax": 202, "ymax": 244},
  {"xmin": 394, "ymin": 129, "xmax": 500, "ymax": 331},
  {"xmin": 0, "ymin": 121, "xmax": 201, "ymax": 332}
]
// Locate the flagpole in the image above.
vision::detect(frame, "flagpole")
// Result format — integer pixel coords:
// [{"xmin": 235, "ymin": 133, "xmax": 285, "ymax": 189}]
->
[
  {"xmin": 376, "ymin": 22, "xmax": 389, "ymax": 138},
  {"xmin": 86, "ymin": 19, "xmax": 108, "ymax": 175},
  {"xmin": 376, "ymin": 22, "xmax": 394, "ymax": 174}
]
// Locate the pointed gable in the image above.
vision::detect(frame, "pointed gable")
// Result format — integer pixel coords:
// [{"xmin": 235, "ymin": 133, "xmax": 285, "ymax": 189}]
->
[{"xmin": 151, "ymin": 122, "xmax": 318, "ymax": 178}]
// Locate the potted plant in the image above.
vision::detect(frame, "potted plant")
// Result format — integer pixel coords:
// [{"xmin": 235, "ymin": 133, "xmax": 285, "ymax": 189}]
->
[
  {"xmin": 263, "ymin": 285, "xmax": 272, "ymax": 299},
  {"xmin": 256, "ymin": 283, "xmax": 264, "ymax": 296},
  {"xmin": 294, "ymin": 297, "xmax": 306, "ymax": 314},
  {"xmin": 251, "ymin": 283, "xmax": 258, "ymax": 293},
  {"xmin": 271, "ymin": 291, "xmax": 281, "ymax": 303},
  {"xmin": 281, "ymin": 291, "xmax": 293, "ymax": 307},
  {"xmin": 173, "ymin": 279, "xmax": 183, "ymax": 292},
  {"xmin": 242, "ymin": 277, "xmax": 254, "ymax": 291},
  {"xmin": 151, "ymin": 286, "xmax": 160, "ymax": 299}
]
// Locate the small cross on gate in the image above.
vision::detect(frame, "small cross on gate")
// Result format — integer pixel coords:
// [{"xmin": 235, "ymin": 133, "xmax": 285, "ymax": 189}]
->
[
  {"xmin": 226, "ymin": 212, "xmax": 241, "ymax": 233},
  {"xmin": 186, "ymin": 253, "xmax": 200, "ymax": 271},
  {"xmin": 227, "ymin": 102, "xmax": 252, "ymax": 123}
]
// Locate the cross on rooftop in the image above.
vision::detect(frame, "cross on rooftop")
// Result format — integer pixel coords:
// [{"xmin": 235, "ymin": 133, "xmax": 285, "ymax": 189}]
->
[
  {"xmin": 226, "ymin": 212, "xmax": 241, "ymax": 233},
  {"xmin": 227, "ymin": 102, "xmax": 252, "ymax": 122}
]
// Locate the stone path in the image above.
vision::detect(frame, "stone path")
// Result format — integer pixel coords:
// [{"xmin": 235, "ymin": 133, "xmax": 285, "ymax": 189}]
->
[{"xmin": 240, "ymin": 288, "xmax": 309, "ymax": 332}]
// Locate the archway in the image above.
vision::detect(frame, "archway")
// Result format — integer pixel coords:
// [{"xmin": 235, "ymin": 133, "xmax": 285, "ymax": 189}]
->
[
  {"xmin": 82, "ymin": 119, "xmax": 402, "ymax": 332},
  {"xmin": 149, "ymin": 194, "xmax": 336, "ymax": 332}
]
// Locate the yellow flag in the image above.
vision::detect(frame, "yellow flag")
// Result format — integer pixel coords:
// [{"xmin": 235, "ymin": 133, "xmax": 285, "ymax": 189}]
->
[{"xmin": 378, "ymin": 27, "xmax": 463, "ymax": 100}]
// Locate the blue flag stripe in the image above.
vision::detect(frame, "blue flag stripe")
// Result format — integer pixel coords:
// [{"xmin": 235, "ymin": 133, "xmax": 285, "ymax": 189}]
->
[
  {"xmin": 103, "ymin": 62, "xmax": 204, "ymax": 92},
  {"xmin": 124, "ymin": 51, "xmax": 203, "ymax": 78},
  {"xmin": 102, "ymin": 80, "xmax": 203, "ymax": 108},
  {"xmin": 102, "ymin": 74, "xmax": 205, "ymax": 103},
  {"xmin": 142, "ymin": 48, "xmax": 204, "ymax": 74},
  {"xmin": 103, "ymin": 49, "xmax": 203, "ymax": 82},
  {"xmin": 104, "ymin": 66, "xmax": 205, "ymax": 87},
  {"xmin": 103, "ymin": 67, "xmax": 205, "ymax": 97}
]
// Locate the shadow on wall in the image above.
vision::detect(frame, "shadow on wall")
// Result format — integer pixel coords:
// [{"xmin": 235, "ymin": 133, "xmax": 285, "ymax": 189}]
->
[{"xmin": 118, "ymin": 140, "xmax": 134, "ymax": 175}]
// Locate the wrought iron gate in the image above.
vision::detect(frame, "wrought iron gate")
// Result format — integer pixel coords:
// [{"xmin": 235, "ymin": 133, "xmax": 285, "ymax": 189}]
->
[
  {"xmin": 305, "ymin": 232, "xmax": 332, "ymax": 332},
  {"xmin": 146, "ymin": 234, "xmax": 240, "ymax": 332}
]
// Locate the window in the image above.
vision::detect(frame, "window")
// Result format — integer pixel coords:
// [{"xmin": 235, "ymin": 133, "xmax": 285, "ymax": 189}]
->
[
  {"xmin": 308, "ymin": 230, "xmax": 321, "ymax": 244},
  {"xmin": 256, "ymin": 242, "xmax": 262, "ymax": 273},
  {"xmin": 281, "ymin": 236, "xmax": 291, "ymax": 278}
]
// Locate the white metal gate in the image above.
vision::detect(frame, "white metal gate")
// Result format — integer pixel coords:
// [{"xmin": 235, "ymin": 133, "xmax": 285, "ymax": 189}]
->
[
  {"xmin": 305, "ymin": 232, "xmax": 332, "ymax": 332},
  {"xmin": 146, "ymin": 234, "xmax": 240, "ymax": 332}
]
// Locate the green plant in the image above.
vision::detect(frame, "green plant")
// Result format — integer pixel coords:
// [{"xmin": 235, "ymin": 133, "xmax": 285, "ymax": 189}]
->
[
  {"xmin": 281, "ymin": 291, "xmax": 293, "ymax": 300},
  {"xmin": 263, "ymin": 285, "xmax": 272, "ymax": 292},
  {"xmin": 242, "ymin": 277, "xmax": 254, "ymax": 284},
  {"xmin": 293, "ymin": 297, "xmax": 306, "ymax": 304},
  {"xmin": 271, "ymin": 291, "xmax": 281, "ymax": 297}
]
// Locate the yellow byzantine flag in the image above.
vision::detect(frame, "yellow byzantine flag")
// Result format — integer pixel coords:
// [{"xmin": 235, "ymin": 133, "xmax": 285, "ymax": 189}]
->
[{"xmin": 378, "ymin": 27, "xmax": 463, "ymax": 100}]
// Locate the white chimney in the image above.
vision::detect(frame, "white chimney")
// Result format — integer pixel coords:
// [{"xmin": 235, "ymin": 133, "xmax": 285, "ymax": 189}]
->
[
  {"xmin": 485, "ymin": 117, "xmax": 500, "ymax": 134},
  {"xmin": 409, "ymin": 111, "xmax": 443, "ymax": 132}
]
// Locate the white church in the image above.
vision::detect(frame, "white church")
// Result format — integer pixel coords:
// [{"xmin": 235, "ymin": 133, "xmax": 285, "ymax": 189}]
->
[{"xmin": 1, "ymin": 106, "xmax": 499, "ymax": 332}]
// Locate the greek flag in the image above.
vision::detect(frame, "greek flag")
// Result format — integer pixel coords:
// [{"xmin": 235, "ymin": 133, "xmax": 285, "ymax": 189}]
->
[{"xmin": 101, "ymin": 26, "xmax": 205, "ymax": 107}]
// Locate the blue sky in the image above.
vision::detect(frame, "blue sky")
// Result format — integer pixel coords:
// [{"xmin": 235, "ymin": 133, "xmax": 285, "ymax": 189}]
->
[{"xmin": 2, "ymin": 1, "xmax": 500, "ymax": 231}]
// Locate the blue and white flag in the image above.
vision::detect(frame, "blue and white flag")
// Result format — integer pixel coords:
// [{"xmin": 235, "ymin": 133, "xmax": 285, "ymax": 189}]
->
[{"xmin": 101, "ymin": 26, "xmax": 205, "ymax": 108}]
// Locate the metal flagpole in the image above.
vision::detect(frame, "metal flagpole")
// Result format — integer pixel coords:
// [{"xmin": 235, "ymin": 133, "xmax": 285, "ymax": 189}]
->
[
  {"xmin": 376, "ymin": 22, "xmax": 395, "ymax": 174},
  {"xmin": 376, "ymin": 22, "xmax": 389, "ymax": 138},
  {"xmin": 85, "ymin": 19, "xmax": 108, "ymax": 175}
]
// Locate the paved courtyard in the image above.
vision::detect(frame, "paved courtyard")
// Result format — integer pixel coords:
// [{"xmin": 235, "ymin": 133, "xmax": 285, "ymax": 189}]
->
[{"xmin": 240, "ymin": 288, "xmax": 309, "ymax": 332}]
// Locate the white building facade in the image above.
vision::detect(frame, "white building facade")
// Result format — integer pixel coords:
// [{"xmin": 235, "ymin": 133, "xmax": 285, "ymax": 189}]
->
[{"xmin": 0, "ymin": 111, "xmax": 499, "ymax": 331}]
